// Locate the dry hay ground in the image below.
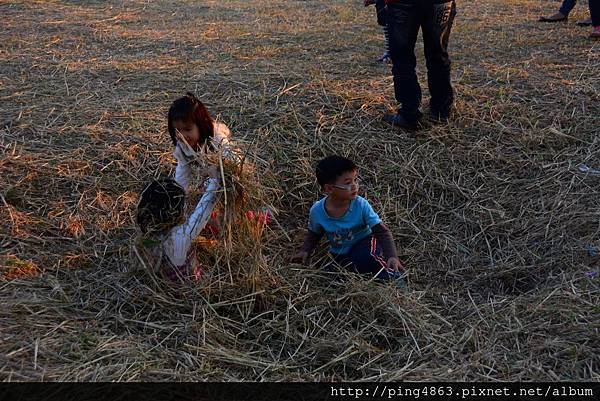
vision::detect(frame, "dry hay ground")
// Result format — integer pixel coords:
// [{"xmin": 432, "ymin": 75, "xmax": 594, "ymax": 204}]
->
[{"xmin": 1, "ymin": 0, "xmax": 599, "ymax": 381}]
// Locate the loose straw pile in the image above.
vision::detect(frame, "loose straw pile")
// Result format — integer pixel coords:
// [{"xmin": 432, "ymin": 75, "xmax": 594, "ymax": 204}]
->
[{"xmin": 1, "ymin": 0, "xmax": 598, "ymax": 381}]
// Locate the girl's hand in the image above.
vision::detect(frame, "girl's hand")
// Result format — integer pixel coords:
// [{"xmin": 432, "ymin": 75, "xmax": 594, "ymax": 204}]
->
[
  {"xmin": 291, "ymin": 251, "xmax": 309, "ymax": 264},
  {"xmin": 387, "ymin": 257, "xmax": 405, "ymax": 273}
]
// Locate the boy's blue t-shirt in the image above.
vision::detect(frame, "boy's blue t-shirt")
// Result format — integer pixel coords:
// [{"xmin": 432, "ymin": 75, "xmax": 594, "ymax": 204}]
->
[{"xmin": 308, "ymin": 196, "xmax": 382, "ymax": 254}]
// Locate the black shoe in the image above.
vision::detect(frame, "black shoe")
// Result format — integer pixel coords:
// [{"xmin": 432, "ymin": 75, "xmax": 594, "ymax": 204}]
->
[
  {"xmin": 539, "ymin": 12, "xmax": 567, "ymax": 22},
  {"xmin": 383, "ymin": 112, "xmax": 420, "ymax": 130},
  {"xmin": 430, "ymin": 108, "xmax": 452, "ymax": 122},
  {"xmin": 577, "ymin": 18, "xmax": 592, "ymax": 26}
]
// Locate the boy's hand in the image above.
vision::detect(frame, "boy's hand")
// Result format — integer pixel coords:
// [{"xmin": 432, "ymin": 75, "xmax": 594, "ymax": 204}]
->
[
  {"xmin": 364, "ymin": 0, "xmax": 376, "ymax": 6},
  {"xmin": 291, "ymin": 251, "xmax": 309, "ymax": 264},
  {"xmin": 387, "ymin": 257, "xmax": 405, "ymax": 273}
]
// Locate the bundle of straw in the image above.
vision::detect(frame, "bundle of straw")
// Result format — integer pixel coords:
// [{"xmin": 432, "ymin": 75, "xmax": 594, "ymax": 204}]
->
[{"xmin": 132, "ymin": 133, "xmax": 280, "ymax": 308}]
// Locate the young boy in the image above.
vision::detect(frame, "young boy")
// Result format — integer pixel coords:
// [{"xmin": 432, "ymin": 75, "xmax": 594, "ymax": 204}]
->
[{"xmin": 293, "ymin": 155, "xmax": 405, "ymax": 282}]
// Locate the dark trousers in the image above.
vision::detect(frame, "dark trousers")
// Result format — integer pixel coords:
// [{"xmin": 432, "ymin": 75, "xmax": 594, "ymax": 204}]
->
[
  {"xmin": 329, "ymin": 235, "xmax": 402, "ymax": 281},
  {"xmin": 387, "ymin": 0, "xmax": 457, "ymax": 121},
  {"xmin": 559, "ymin": 0, "xmax": 578, "ymax": 15},
  {"xmin": 591, "ymin": 0, "xmax": 600, "ymax": 26},
  {"xmin": 375, "ymin": 0, "xmax": 387, "ymax": 26}
]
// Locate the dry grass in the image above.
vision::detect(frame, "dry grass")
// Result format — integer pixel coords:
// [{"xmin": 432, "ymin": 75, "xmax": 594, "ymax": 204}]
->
[{"xmin": 1, "ymin": 0, "xmax": 599, "ymax": 381}]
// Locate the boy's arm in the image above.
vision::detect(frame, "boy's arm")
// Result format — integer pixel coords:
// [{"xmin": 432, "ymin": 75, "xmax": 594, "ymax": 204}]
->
[
  {"xmin": 371, "ymin": 223, "xmax": 397, "ymax": 259},
  {"xmin": 299, "ymin": 229, "xmax": 323, "ymax": 254},
  {"xmin": 360, "ymin": 198, "xmax": 401, "ymax": 263},
  {"xmin": 292, "ymin": 203, "xmax": 324, "ymax": 264},
  {"xmin": 371, "ymin": 223, "xmax": 405, "ymax": 272},
  {"xmin": 292, "ymin": 229, "xmax": 323, "ymax": 264}
]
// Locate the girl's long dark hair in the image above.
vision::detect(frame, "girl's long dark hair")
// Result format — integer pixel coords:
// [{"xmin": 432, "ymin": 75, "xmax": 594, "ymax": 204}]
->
[
  {"xmin": 136, "ymin": 178, "xmax": 185, "ymax": 234},
  {"xmin": 167, "ymin": 92, "xmax": 214, "ymax": 151}
]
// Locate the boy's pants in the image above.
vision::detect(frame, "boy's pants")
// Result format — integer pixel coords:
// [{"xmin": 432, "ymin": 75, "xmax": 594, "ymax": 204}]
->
[
  {"xmin": 387, "ymin": 0, "xmax": 457, "ymax": 121},
  {"xmin": 329, "ymin": 235, "xmax": 403, "ymax": 281}
]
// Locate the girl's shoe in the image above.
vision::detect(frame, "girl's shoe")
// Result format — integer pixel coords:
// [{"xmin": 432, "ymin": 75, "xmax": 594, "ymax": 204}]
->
[{"xmin": 590, "ymin": 26, "xmax": 600, "ymax": 39}]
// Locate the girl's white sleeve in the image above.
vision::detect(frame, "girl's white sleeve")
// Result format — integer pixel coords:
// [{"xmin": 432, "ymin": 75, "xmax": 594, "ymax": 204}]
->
[
  {"xmin": 213, "ymin": 122, "xmax": 234, "ymax": 159},
  {"xmin": 162, "ymin": 178, "xmax": 220, "ymax": 266},
  {"xmin": 173, "ymin": 145, "xmax": 192, "ymax": 191}
]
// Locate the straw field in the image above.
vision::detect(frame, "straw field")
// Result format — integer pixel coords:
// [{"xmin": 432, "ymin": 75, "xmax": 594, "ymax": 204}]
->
[{"xmin": 1, "ymin": 0, "xmax": 599, "ymax": 381}]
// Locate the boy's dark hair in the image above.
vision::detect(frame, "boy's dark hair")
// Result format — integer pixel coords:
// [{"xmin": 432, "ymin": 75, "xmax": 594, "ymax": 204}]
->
[
  {"xmin": 167, "ymin": 92, "xmax": 214, "ymax": 151},
  {"xmin": 137, "ymin": 179, "xmax": 186, "ymax": 234},
  {"xmin": 315, "ymin": 155, "xmax": 357, "ymax": 187}
]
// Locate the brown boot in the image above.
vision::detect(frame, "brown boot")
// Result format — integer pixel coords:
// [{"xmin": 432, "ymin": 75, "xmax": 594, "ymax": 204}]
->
[
  {"xmin": 539, "ymin": 12, "xmax": 567, "ymax": 22},
  {"xmin": 577, "ymin": 18, "xmax": 593, "ymax": 27}
]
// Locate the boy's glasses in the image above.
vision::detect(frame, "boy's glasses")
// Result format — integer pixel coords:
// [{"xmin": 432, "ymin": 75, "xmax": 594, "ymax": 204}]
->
[{"xmin": 332, "ymin": 178, "xmax": 361, "ymax": 191}]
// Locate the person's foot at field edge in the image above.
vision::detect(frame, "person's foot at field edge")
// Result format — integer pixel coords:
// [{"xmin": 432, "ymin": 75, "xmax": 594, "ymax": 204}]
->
[
  {"xmin": 590, "ymin": 26, "xmax": 600, "ymax": 38},
  {"xmin": 539, "ymin": 12, "xmax": 568, "ymax": 22},
  {"xmin": 577, "ymin": 17, "xmax": 593, "ymax": 26}
]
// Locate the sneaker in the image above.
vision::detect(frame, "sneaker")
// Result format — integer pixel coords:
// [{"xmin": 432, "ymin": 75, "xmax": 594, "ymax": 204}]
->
[
  {"xmin": 383, "ymin": 112, "xmax": 421, "ymax": 130},
  {"xmin": 539, "ymin": 12, "xmax": 567, "ymax": 22},
  {"xmin": 377, "ymin": 51, "xmax": 391, "ymax": 63},
  {"xmin": 591, "ymin": 26, "xmax": 600, "ymax": 38},
  {"xmin": 577, "ymin": 18, "xmax": 592, "ymax": 27}
]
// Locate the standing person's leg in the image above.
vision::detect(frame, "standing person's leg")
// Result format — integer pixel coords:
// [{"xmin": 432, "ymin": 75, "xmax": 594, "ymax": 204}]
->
[
  {"xmin": 422, "ymin": 0, "xmax": 457, "ymax": 120},
  {"xmin": 576, "ymin": 3, "xmax": 592, "ymax": 27},
  {"xmin": 375, "ymin": 0, "xmax": 391, "ymax": 62},
  {"xmin": 539, "ymin": 0, "xmax": 576, "ymax": 21},
  {"xmin": 385, "ymin": 0, "xmax": 423, "ymax": 127},
  {"xmin": 559, "ymin": 0, "xmax": 578, "ymax": 16},
  {"xmin": 589, "ymin": 0, "xmax": 600, "ymax": 36}
]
